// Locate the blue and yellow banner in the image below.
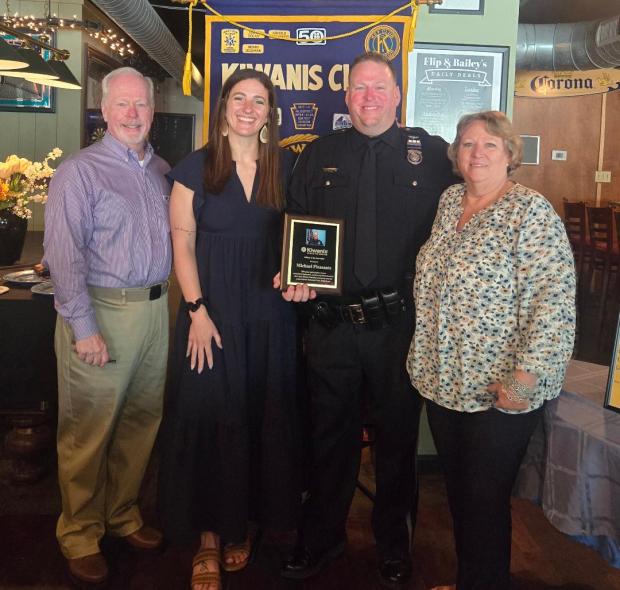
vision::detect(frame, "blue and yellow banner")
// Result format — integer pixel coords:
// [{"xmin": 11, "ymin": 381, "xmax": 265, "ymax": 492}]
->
[{"xmin": 203, "ymin": 1, "xmax": 415, "ymax": 153}]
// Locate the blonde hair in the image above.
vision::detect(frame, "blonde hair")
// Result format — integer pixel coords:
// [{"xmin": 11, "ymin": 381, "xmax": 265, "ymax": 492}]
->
[{"xmin": 448, "ymin": 111, "xmax": 523, "ymax": 176}]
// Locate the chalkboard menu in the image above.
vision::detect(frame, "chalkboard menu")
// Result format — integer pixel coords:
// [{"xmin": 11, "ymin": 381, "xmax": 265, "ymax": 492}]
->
[
  {"xmin": 85, "ymin": 110, "xmax": 195, "ymax": 167},
  {"xmin": 406, "ymin": 43, "xmax": 508, "ymax": 143}
]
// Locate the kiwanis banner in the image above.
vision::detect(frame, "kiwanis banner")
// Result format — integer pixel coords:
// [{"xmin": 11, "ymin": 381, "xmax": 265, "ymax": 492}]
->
[
  {"xmin": 515, "ymin": 68, "xmax": 620, "ymax": 98},
  {"xmin": 203, "ymin": 1, "xmax": 412, "ymax": 153}
]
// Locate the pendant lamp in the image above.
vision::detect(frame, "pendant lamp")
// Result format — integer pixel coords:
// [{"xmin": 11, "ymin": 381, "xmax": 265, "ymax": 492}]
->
[
  {"xmin": 31, "ymin": 59, "xmax": 81, "ymax": 89},
  {"xmin": 12, "ymin": 46, "xmax": 58, "ymax": 80},
  {"xmin": 0, "ymin": 37, "xmax": 28, "ymax": 70}
]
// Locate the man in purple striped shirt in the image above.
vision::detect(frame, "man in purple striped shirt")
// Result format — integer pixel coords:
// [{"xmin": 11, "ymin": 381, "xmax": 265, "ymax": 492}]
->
[{"xmin": 43, "ymin": 67, "xmax": 171, "ymax": 587}]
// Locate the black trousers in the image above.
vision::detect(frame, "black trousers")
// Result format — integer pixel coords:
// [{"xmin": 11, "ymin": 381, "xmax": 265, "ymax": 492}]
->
[
  {"xmin": 301, "ymin": 314, "xmax": 422, "ymax": 560},
  {"xmin": 425, "ymin": 400, "xmax": 543, "ymax": 590}
]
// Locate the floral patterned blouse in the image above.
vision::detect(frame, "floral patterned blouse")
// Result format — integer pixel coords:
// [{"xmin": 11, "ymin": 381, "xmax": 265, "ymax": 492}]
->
[{"xmin": 407, "ymin": 182, "xmax": 576, "ymax": 413}]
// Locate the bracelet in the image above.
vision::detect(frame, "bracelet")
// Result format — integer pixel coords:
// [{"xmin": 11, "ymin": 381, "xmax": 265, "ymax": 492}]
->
[{"xmin": 503, "ymin": 375, "xmax": 536, "ymax": 403}]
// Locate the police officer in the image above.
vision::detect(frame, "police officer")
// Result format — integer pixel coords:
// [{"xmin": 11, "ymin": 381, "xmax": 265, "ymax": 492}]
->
[{"xmin": 278, "ymin": 52, "xmax": 458, "ymax": 587}]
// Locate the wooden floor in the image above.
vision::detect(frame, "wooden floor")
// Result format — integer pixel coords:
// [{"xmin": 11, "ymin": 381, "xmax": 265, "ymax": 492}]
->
[
  {"xmin": 2, "ymin": 234, "xmax": 619, "ymax": 589},
  {"xmin": 0, "ymin": 447, "xmax": 619, "ymax": 590}
]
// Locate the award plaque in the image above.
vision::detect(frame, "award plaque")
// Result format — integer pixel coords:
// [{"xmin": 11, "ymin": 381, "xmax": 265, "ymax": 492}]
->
[{"xmin": 280, "ymin": 213, "xmax": 344, "ymax": 294}]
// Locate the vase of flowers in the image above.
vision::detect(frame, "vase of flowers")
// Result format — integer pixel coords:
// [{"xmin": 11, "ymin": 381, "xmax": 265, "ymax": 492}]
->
[{"xmin": 0, "ymin": 148, "xmax": 62, "ymax": 265}]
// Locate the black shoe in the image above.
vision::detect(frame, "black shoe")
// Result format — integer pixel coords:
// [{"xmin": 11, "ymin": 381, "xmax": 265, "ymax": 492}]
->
[
  {"xmin": 280, "ymin": 541, "xmax": 346, "ymax": 580},
  {"xmin": 377, "ymin": 558, "xmax": 412, "ymax": 588}
]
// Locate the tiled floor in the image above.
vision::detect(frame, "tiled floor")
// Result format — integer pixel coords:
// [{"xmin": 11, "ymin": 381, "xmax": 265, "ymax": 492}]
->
[{"xmin": 563, "ymin": 359, "xmax": 610, "ymax": 405}]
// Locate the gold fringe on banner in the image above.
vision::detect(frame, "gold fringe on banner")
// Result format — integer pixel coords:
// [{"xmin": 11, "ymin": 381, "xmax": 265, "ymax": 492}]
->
[
  {"xmin": 182, "ymin": 0, "xmax": 198, "ymax": 96},
  {"xmin": 408, "ymin": 1, "xmax": 419, "ymax": 52},
  {"xmin": 176, "ymin": 0, "xmax": 438, "ymax": 90},
  {"xmin": 199, "ymin": 0, "xmax": 426, "ymax": 43}
]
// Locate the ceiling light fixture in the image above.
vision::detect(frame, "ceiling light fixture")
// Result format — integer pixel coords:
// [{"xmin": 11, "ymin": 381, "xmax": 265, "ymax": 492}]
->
[
  {"xmin": 11, "ymin": 45, "xmax": 58, "ymax": 80},
  {"xmin": 0, "ymin": 18, "xmax": 83, "ymax": 89},
  {"xmin": 0, "ymin": 35, "xmax": 27, "ymax": 69},
  {"xmin": 35, "ymin": 59, "xmax": 81, "ymax": 89}
]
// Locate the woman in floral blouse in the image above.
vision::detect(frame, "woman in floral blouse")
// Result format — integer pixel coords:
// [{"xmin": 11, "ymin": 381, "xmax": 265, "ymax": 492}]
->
[{"xmin": 407, "ymin": 111, "xmax": 575, "ymax": 590}]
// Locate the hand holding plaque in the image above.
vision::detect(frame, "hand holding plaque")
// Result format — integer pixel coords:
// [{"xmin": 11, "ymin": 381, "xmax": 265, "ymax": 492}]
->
[{"xmin": 280, "ymin": 214, "xmax": 344, "ymax": 295}]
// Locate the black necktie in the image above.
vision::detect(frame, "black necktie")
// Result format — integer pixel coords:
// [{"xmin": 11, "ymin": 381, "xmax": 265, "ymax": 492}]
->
[{"xmin": 354, "ymin": 139, "xmax": 379, "ymax": 287}]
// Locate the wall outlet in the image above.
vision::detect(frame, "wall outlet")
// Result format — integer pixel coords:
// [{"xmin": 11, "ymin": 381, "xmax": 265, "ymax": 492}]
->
[
  {"xmin": 595, "ymin": 170, "xmax": 612, "ymax": 183},
  {"xmin": 552, "ymin": 150, "xmax": 567, "ymax": 161}
]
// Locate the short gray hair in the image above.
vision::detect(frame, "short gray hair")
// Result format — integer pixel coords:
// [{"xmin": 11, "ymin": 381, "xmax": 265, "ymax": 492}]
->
[
  {"xmin": 101, "ymin": 67, "xmax": 154, "ymax": 107},
  {"xmin": 448, "ymin": 110, "xmax": 523, "ymax": 176}
]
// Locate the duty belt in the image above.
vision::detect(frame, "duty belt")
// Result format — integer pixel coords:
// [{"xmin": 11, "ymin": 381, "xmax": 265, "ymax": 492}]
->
[{"xmin": 311, "ymin": 288, "xmax": 406, "ymax": 330}]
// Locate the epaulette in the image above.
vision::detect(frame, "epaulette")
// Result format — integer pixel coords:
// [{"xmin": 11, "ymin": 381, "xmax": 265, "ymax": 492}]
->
[{"xmin": 399, "ymin": 126, "xmax": 429, "ymax": 136}]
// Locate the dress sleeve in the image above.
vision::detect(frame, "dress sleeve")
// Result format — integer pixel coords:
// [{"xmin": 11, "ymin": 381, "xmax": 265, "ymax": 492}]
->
[{"xmin": 515, "ymin": 193, "xmax": 576, "ymax": 383}]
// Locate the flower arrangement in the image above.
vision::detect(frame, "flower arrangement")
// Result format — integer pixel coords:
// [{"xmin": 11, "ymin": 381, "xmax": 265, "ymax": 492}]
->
[{"xmin": 0, "ymin": 148, "xmax": 63, "ymax": 219}]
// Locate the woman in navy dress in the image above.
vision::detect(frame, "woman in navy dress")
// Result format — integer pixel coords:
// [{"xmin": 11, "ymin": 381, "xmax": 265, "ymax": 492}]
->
[{"xmin": 159, "ymin": 69, "xmax": 300, "ymax": 590}]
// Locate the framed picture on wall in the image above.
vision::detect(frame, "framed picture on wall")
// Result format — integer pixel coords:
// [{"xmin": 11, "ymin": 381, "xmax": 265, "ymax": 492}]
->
[
  {"xmin": 520, "ymin": 135, "xmax": 540, "ymax": 165},
  {"xmin": 605, "ymin": 313, "xmax": 620, "ymax": 414},
  {"xmin": 0, "ymin": 35, "xmax": 55, "ymax": 113},
  {"xmin": 83, "ymin": 48, "xmax": 121, "ymax": 146},
  {"xmin": 406, "ymin": 43, "xmax": 509, "ymax": 142},
  {"xmin": 429, "ymin": 0, "xmax": 485, "ymax": 15}
]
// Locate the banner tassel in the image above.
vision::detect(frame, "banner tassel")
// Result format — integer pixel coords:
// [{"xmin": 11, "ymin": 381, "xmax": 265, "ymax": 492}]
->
[{"xmin": 182, "ymin": 0, "xmax": 197, "ymax": 96}]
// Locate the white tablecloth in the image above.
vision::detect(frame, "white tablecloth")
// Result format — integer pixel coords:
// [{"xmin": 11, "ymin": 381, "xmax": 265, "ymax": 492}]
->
[{"xmin": 514, "ymin": 390, "xmax": 620, "ymax": 568}]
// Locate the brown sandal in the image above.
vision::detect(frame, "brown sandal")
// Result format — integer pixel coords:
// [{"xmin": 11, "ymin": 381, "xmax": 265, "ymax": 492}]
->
[
  {"xmin": 191, "ymin": 547, "xmax": 221, "ymax": 589},
  {"xmin": 222, "ymin": 537, "xmax": 251, "ymax": 572}
]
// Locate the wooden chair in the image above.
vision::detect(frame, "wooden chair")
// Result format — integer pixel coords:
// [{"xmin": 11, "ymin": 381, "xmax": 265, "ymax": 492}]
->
[
  {"xmin": 585, "ymin": 206, "xmax": 619, "ymax": 322},
  {"xmin": 615, "ymin": 209, "xmax": 620, "ymax": 300},
  {"xmin": 562, "ymin": 200, "xmax": 589, "ymax": 279}
]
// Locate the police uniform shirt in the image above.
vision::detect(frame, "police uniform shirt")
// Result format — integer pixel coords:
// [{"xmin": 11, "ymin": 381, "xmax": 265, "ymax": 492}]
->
[{"xmin": 288, "ymin": 123, "xmax": 459, "ymax": 296}]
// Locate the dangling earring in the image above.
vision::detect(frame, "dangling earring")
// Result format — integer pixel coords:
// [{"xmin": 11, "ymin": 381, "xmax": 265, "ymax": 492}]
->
[
  {"xmin": 259, "ymin": 124, "xmax": 269, "ymax": 144},
  {"xmin": 222, "ymin": 123, "xmax": 229, "ymax": 137}
]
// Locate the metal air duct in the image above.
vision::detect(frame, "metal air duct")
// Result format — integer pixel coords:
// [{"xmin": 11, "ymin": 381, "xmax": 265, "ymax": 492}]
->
[
  {"xmin": 91, "ymin": 0, "xmax": 203, "ymax": 99},
  {"xmin": 517, "ymin": 14, "xmax": 620, "ymax": 70}
]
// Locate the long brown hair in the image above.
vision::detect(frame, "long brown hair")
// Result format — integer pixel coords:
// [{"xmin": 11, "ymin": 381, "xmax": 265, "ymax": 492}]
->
[{"xmin": 204, "ymin": 68, "xmax": 283, "ymax": 209}]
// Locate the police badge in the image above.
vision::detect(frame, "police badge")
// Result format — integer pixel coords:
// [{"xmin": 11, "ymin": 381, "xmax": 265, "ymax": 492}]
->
[{"xmin": 407, "ymin": 135, "xmax": 423, "ymax": 165}]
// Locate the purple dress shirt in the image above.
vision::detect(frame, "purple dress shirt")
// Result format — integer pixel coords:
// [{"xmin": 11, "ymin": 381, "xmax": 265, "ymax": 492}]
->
[{"xmin": 43, "ymin": 132, "xmax": 172, "ymax": 341}]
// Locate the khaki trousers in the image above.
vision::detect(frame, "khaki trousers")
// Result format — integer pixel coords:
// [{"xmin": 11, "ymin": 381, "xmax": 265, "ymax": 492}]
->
[{"xmin": 55, "ymin": 289, "xmax": 168, "ymax": 559}]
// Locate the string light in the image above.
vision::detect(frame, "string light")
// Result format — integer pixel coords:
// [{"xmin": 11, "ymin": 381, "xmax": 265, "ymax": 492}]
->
[{"xmin": 0, "ymin": 13, "xmax": 135, "ymax": 58}]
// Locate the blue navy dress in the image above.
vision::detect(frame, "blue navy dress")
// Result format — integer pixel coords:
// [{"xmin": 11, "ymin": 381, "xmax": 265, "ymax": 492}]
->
[{"xmin": 159, "ymin": 148, "xmax": 300, "ymax": 544}]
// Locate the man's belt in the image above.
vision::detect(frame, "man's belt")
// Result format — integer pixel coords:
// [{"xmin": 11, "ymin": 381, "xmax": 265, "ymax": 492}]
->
[
  {"xmin": 311, "ymin": 288, "xmax": 406, "ymax": 330},
  {"xmin": 88, "ymin": 281, "xmax": 169, "ymax": 302}
]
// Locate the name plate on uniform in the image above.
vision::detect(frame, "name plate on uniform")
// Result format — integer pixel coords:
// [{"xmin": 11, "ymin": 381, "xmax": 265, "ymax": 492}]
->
[{"xmin": 280, "ymin": 213, "xmax": 344, "ymax": 295}]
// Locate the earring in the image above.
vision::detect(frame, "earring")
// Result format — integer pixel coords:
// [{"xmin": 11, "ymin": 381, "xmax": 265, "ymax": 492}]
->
[
  {"xmin": 259, "ymin": 124, "xmax": 269, "ymax": 144},
  {"xmin": 222, "ymin": 123, "xmax": 229, "ymax": 137}
]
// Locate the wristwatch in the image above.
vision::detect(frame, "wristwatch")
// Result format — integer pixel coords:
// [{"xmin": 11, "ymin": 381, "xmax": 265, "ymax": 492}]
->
[{"xmin": 186, "ymin": 297, "xmax": 205, "ymax": 312}]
